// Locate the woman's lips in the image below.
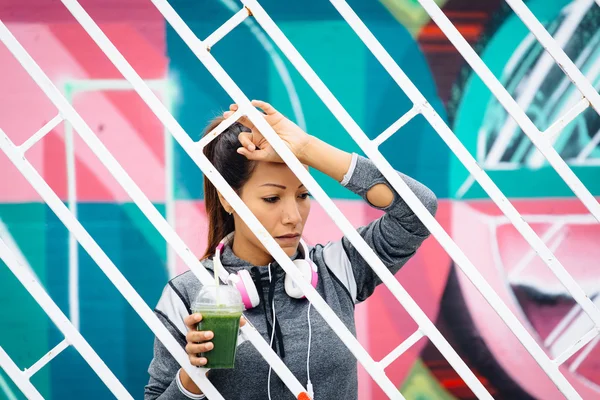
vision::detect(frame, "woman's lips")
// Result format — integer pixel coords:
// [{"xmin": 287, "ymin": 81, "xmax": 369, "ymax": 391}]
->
[{"xmin": 275, "ymin": 234, "xmax": 300, "ymax": 245}]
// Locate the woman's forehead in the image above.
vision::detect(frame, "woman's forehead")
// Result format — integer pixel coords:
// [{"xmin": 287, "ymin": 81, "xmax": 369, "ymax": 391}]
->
[{"xmin": 247, "ymin": 161, "xmax": 305, "ymax": 188}]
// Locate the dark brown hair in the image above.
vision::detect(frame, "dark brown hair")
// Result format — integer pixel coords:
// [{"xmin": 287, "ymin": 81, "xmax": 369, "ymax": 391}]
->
[{"xmin": 201, "ymin": 116, "xmax": 256, "ymax": 259}]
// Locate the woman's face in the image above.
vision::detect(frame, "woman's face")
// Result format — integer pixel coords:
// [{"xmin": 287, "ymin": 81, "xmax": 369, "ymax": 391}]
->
[{"xmin": 233, "ymin": 161, "xmax": 311, "ymax": 261}]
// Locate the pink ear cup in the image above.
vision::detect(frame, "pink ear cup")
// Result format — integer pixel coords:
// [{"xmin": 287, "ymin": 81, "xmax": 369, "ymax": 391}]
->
[
  {"xmin": 234, "ymin": 269, "xmax": 261, "ymax": 309},
  {"xmin": 216, "ymin": 235, "xmax": 319, "ymax": 306}
]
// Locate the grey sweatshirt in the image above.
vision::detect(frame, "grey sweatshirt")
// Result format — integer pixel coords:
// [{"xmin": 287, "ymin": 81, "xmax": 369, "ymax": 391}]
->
[{"xmin": 144, "ymin": 154, "xmax": 438, "ymax": 400}]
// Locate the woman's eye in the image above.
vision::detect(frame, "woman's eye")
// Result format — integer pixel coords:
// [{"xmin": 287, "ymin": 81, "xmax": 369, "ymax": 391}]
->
[
  {"xmin": 263, "ymin": 196, "xmax": 279, "ymax": 203},
  {"xmin": 299, "ymin": 192, "xmax": 311, "ymax": 200}
]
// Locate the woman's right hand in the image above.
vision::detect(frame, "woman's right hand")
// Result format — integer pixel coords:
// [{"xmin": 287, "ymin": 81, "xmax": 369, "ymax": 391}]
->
[
  {"xmin": 178, "ymin": 313, "xmax": 213, "ymax": 395},
  {"xmin": 179, "ymin": 313, "xmax": 246, "ymax": 394},
  {"xmin": 184, "ymin": 313, "xmax": 214, "ymax": 367}
]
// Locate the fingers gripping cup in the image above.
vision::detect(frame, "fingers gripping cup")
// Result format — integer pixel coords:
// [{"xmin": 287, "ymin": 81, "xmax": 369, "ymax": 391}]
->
[{"xmin": 192, "ymin": 285, "xmax": 244, "ymax": 369}]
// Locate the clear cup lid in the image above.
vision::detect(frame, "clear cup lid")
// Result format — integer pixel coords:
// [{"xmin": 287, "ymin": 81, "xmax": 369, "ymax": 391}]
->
[{"xmin": 192, "ymin": 284, "xmax": 243, "ymax": 313}]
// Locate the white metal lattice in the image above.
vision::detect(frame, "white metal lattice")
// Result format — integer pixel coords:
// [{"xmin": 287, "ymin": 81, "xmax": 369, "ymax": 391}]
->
[{"xmin": 1, "ymin": 0, "xmax": 598, "ymax": 399}]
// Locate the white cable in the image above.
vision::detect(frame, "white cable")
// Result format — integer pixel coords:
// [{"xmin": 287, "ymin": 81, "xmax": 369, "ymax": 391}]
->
[
  {"xmin": 267, "ymin": 263, "xmax": 276, "ymax": 400},
  {"xmin": 307, "ymin": 302, "xmax": 314, "ymax": 399}
]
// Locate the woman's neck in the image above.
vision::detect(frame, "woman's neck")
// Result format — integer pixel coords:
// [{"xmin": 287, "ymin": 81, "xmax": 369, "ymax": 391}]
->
[{"xmin": 231, "ymin": 235, "xmax": 274, "ymax": 266}]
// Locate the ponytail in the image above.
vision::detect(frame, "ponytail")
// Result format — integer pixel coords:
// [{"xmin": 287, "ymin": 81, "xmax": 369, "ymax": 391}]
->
[{"xmin": 201, "ymin": 116, "xmax": 255, "ymax": 259}]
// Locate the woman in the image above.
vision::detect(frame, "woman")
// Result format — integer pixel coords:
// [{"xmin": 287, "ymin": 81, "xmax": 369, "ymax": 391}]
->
[{"xmin": 145, "ymin": 100, "xmax": 437, "ymax": 399}]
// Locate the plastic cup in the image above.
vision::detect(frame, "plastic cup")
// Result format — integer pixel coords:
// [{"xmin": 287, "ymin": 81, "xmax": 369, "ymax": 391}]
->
[{"xmin": 191, "ymin": 285, "xmax": 243, "ymax": 369}]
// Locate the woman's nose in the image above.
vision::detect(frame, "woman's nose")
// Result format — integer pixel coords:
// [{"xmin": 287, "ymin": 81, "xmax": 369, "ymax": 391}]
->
[{"xmin": 282, "ymin": 202, "xmax": 302, "ymax": 225}]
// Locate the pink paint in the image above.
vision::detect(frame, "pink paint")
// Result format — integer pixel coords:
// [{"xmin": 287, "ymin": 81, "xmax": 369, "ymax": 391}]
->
[
  {"xmin": 0, "ymin": 25, "xmax": 56, "ymax": 202},
  {"xmin": 0, "ymin": 23, "xmax": 168, "ymax": 202},
  {"xmin": 452, "ymin": 199, "xmax": 600, "ymax": 400},
  {"xmin": 174, "ymin": 200, "xmax": 209, "ymax": 275}
]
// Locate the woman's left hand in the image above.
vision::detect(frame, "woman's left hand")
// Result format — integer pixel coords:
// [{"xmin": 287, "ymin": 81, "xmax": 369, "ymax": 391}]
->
[{"xmin": 223, "ymin": 100, "xmax": 312, "ymax": 164}]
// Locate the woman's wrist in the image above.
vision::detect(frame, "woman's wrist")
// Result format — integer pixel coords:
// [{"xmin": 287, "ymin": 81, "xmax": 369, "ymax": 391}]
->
[
  {"xmin": 298, "ymin": 135, "xmax": 353, "ymax": 182},
  {"xmin": 178, "ymin": 368, "xmax": 203, "ymax": 395}
]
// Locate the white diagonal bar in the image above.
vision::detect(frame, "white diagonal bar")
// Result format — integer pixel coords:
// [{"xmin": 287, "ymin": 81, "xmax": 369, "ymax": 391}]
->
[
  {"xmin": 546, "ymin": 303, "xmax": 585, "ymax": 348},
  {"xmin": 0, "ymin": 372, "xmax": 19, "ymax": 400},
  {"xmin": 528, "ymin": 97, "xmax": 591, "ymax": 168},
  {"xmin": 577, "ymin": 127, "xmax": 600, "ymax": 162},
  {"xmin": 486, "ymin": 0, "xmax": 592, "ymax": 165},
  {"xmin": 379, "ymin": 330, "xmax": 424, "ymax": 369},
  {"xmin": 197, "ymin": 108, "xmax": 245, "ymax": 150},
  {"xmin": 545, "ymin": 97, "xmax": 590, "ymax": 142},
  {"xmin": 570, "ymin": 334, "xmax": 600, "ymax": 372},
  {"xmin": 508, "ymin": 222, "xmax": 565, "ymax": 280},
  {"xmin": 20, "ymin": 113, "xmax": 64, "ymax": 153},
  {"xmin": 0, "ymin": 347, "xmax": 43, "ymax": 400},
  {"xmin": 0, "ymin": 218, "xmax": 42, "ymax": 284},
  {"xmin": 0, "ymin": 235, "xmax": 133, "ymax": 399},
  {"xmin": 505, "ymin": 0, "xmax": 600, "ymax": 114},
  {"xmin": 24, "ymin": 339, "xmax": 70, "ymax": 379},
  {"xmin": 554, "ymin": 328, "xmax": 599, "ymax": 366},
  {"xmin": 58, "ymin": 0, "xmax": 399, "ymax": 397},
  {"xmin": 246, "ymin": 0, "xmax": 584, "ymax": 398},
  {"xmin": 217, "ymin": 0, "xmax": 307, "ymax": 131},
  {"xmin": 0, "ymin": 128, "xmax": 224, "ymax": 400},
  {"xmin": 204, "ymin": 7, "xmax": 251, "ymax": 51},
  {"xmin": 0, "ymin": 18, "xmax": 308, "ymax": 399},
  {"xmin": 415, "ymin": 0, "xmax": 600, "ymax": 224},
  {"xmin": 373, "ymin": 105, "xmax": 422, "ymax": 147}
]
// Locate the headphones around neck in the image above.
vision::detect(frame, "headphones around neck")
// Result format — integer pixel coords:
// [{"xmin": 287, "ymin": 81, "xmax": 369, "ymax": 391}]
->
[{"xmin": 213, "ymin": 232, "xmax": 318, "ymax": 310}]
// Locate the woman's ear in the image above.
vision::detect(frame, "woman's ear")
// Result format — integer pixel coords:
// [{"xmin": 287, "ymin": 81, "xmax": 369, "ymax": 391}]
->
[{"xmin": 217, "ymin": 191, "xmax": 233, "ymax": 214}]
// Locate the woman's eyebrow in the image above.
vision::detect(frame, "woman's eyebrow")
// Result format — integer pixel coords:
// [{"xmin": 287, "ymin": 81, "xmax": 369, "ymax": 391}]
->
[
  {"xmin": 259, "ymin": 183, "xmax": 305, "ymax": 189},
  {"xmin": 260, "ymin": 183, "xmax": 286, "ymax": 189}
]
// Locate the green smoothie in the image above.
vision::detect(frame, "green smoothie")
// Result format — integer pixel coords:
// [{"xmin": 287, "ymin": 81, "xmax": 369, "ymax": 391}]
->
[{"xmin": 195, "ymin": 309, "xmax": 242, "ymax": 369}]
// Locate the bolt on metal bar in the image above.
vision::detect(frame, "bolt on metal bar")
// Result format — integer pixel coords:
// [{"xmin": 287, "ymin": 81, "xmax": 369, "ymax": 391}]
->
[
  {"xmin": 372, "ymin": 105, "xmax": 422, "ymax": 148},
  {"xmin": 204, "ymin": 7, "xmax": 251, "ymax": 51},
  {"xmin": 0, "ymin": 234, "xmax": 134, "ymax": 399},
  {"xmin": 554, "ymin": 328, "xmax": 600, "ymax": 366},
  {"xmin": 19, "ymin": 113, "xmax": 64, "ymax": 153},
  {"xmin": 24, "ymin": 339, "xmax": 70, "ymax": 379},
  {"xmin": 0, "ymin": 347, "xmax": 44, "ymax": 400},
  {"xmin": 379, "ymin": 330, "xmax": 424, "ymax": 369}
]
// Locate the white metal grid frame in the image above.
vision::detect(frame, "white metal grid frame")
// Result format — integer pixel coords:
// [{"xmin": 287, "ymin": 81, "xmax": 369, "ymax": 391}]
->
[
  {"xmin": 54, "ymin": 0, "xmax": 496, "ymax": 398},
  {"xmin": 0, "ymin": 123, "xmax": 226, "ymax": 400},
  {"xmin": 0, "ymin": 21, "xmax": 309, "ymax": 400},
  {"xmin": 240, "ymin": 0, "xmax": 598, "ymax": 397},
  {"xmin": 61, "ymin": 78, "xmax": 176, "ymax": 334},
  {"xmin": 0, "ymin": 1, "xmax": 596, "ymax": 399},
  {"xmin": 0, "ymin": 237, "xmax": 134, "ymax": 400}
]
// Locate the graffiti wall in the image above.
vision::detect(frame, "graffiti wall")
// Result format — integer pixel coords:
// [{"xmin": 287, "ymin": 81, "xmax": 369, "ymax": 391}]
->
[{"xmin": 0, "ymin": 0, "xmax": 598, "ymax": 399}]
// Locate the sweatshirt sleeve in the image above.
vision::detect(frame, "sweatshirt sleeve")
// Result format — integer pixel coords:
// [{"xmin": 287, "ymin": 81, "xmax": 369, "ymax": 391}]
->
[
  {"xmin": 321, "ymin": 154, "xmax": 437, "ymax": 303},
  {"xmin": 145, "ymin": 283, "xmax": 205, "ymax": 399}
]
